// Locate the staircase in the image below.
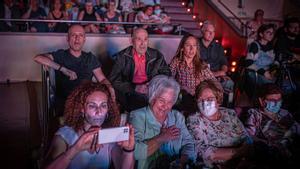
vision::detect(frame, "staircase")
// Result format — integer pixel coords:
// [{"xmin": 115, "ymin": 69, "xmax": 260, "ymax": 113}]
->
[{"xmin": 161, "ymin": 0, "xmax": 202, "ymax": 37}]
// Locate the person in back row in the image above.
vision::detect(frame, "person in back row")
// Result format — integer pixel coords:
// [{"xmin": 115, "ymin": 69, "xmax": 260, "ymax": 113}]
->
[
  {"xmin": 109, "ymin": 28, "xmax": 170, "ymax": 112},
  {"xmin": 199, "ymin": 20, "xmax": 234, "ymax": 104},
  {"xmin": 169, "ymin": 34, "xmax": 216, "ymax": 115},
  {"xmin": 34, "ymin": 24, "xmax": 115, "ymax": 116}
]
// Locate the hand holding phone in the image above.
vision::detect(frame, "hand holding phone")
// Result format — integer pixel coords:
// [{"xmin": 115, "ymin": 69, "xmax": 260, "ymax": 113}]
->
[{"xmin": 98, "ymin": 126, "xmax": 130, "ymax": 144}]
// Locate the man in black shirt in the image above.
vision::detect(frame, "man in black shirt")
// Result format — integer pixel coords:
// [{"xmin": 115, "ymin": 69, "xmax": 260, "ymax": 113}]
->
[
  {"xmin": 34, "ymin": 24, "xmax": 114, "ymax": 115},
  {"xmin": 199, "ymin": 21, "xmax": 234, "ymax": 103}
]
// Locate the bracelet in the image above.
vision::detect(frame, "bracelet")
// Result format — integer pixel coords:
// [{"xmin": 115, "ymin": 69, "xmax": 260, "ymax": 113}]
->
[
  {"xmin": 122, "ymin": 147, "xmax": 135, "ymax": 153},
  {"xmin": 58, "ymin": 65, "xmax": 62, "ymax": 71}
]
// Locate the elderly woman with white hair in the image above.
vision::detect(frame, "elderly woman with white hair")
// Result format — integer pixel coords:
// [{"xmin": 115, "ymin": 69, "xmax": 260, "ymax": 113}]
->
[{"xmin": 129, "ymin": 75, "xmax": 195, "ymax": 169}]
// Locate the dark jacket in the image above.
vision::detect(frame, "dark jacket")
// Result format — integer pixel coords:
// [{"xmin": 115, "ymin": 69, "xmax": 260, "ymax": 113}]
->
[{"xmin": 109, "ymin": 46, "xmax": 171, "ymax": 94}]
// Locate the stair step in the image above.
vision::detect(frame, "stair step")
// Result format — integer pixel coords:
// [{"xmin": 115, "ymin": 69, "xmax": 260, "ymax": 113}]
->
[
  {"xmin": 168, "ymin": 13, "xmax": 195, "ymax": 21},
  {"xmin": 172, "ymin": 20, "xmax": 199, "ymax": 29},
  {"xmin": 161, "ymin": 1, "xmax": 183, "ymax": 7},
  {"xmin": 164, "ymin": 6, "xmax": 187, "ymax": 14}
]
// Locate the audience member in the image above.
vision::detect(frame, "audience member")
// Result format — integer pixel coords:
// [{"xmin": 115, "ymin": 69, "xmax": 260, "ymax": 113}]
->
[
  {"xmin": 78, "ymin": 0, "xmax": 102, "ymax": 33},
  {"xmin": 150, "ymin": 4, "xmax": 173, "ymax": 34},
  {"xmin": 170, "ymin": 35, "xmax": 216, "ymax": 114},
  {"xmin": 130, "ymin": 75, "xmax": 195, "ymax": 169},
  {"xmin": 244, "ymin": 83, "xmax": 300, "ymax": 167},
  {"xmin": 187, "ymin": 80, "xmax": 252, "ymax": 168},
  {"xmin": 245, "ymin": 24, "xmax": 277, "ymax": 100},
  {"xmin": 34, "ymin": 24, "xmax": 115, "ymax": 116},
  {"xmin": 44, "ymin": 82, "xmax": 135, "ymax": 169},
  {"xmin": 103, "ymin": 0, "xmax": 125, "ymax": 34},
  {"xmin": 47, "ymin": 0, "xmax": 68, "ymax": 32},
  {"xmin": 199, "ymin": 21, "xmax": 234, "ymax": 102},
  {"xmin": 246, "ymin": 9, "xmax": 265, "ymax": 45},
  {"xmin": 22, "ymin": 0, "xmax": 48, "ymax": 32},
  {"xmin": 109, "ymin": 28, "xmax": 170, "ymax": 112},
  {"xmin": 0, "ymin": 0, "xmax": 22, "ymax": 32}
]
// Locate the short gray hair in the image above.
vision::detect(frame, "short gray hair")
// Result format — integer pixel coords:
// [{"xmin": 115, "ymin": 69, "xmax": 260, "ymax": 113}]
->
[
  {"xmin": 201, "ymin": 20, "xmax": 215, "ymax": 33},
  {"xmin": 148, "ymin": 75, "xmax": 180, "ymax": 104}
]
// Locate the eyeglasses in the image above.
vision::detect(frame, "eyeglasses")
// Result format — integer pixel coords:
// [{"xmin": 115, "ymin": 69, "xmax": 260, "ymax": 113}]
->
[
  {"xmin": 197, "ymin": 97, "xmax": 216, "ymax": 102},
  {"xmin": 85, "ymin": 102, "xmax": 108, "ymax": 113}
]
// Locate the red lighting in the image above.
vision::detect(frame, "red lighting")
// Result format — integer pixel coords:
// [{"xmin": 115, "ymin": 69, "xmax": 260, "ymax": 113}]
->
[
  {"xmin": 182, "ymin": 2, "xmax": 185, "ymax": 6},
  {"xmin": 231, "ymin": 61, "xmax": 237, "ymax": 66},
  {"xmin": 187, "ymin": 8, "xmax": 191, "ymax": 12}
]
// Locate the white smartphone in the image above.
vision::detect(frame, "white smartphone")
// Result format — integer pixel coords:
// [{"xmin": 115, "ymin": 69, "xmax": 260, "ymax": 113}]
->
[{"xmin": 98, "ymin": 126, "xmax": 129, "ymax": 144}]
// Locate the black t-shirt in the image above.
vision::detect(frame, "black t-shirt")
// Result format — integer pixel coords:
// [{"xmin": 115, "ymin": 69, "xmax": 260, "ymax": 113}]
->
[{"xmin": 51, "ymin": 49, "xmax": 101, "ymax": 98}]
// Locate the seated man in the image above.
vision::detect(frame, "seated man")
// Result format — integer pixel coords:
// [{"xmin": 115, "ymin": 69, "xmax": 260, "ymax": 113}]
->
[
  {"xmin": 34, "ymin": 24, "xmax": 114, "ymax": 116},
  {"xmin": 199, "ymin": 21, "xmax": 234, "ymax": 104},
  {"xmin": 109, "ymin": 28, "xmax": 170, "ymax": 112}
]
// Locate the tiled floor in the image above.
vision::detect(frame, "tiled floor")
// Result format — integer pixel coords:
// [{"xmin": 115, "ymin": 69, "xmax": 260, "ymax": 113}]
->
[{"xmin": 0, "ymin": 82, "xmax": 42, "ymax": 169}]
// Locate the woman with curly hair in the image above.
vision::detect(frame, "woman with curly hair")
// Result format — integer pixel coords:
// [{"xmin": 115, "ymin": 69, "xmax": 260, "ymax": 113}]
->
[{"xmin": 45, "ymin": 82, "xmax": 135, "ymax": 169}]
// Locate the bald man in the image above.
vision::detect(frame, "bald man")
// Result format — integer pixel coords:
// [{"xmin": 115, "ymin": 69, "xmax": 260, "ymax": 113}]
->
[
  {"xmin": 109, "ymin": 28, "xmax": 170, "ymax": 112},
  {"xmin": 34, "ymin": 24, "xmax": 114, "ymax": 115}
]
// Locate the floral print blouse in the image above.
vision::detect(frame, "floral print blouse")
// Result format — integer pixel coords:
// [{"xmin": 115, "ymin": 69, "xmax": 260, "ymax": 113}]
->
[
  {"xmin": 187, "ymin": 107, "xmax": 250, "ymax": 167},
  {"xmin": 244, "ymin": 108, "xmax": 300, "ymax": 146}
]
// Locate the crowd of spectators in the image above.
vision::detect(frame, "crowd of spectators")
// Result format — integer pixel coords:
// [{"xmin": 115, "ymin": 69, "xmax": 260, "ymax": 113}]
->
[{"xmin": 0, "ymin": 0, "xmax": 175, "ymax": 34}]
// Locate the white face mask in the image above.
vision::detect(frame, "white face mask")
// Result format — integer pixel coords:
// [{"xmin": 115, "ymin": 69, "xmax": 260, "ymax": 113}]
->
[{"xmin": 198, "ymin": 100, "xmax": 217, "ymax": 117}]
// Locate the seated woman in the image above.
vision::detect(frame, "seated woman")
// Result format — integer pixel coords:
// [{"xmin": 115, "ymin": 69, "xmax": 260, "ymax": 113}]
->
[
  {"xmin": 103, "ymin": 0, "xmax": 125, "ymax": 34},
  {"xmin": 21, "ymin": 0, "xmax": 48, "ymax": 32},
  {"xmin": 245, "ymin": 24, "xmax": 277, "ymax": 100},
  {"xmin": 187, "ymin": 80, "xmax": 251, "ymax": 168},
  {"xmin": 244, "ymin": 83, "xmax": 300, "ymax": 162},
  {"xmin": 129, "ymin": 75, "xmax": 195, "ymax": 169},
  {"xmin": 45, "ymin": 82, "xmax": 135, "ymax": 169},
  {"xmin": 169, "ymin": 35, "xmax": 216, "ymax": 114},
  {"xmin": 78, "ymin": 0, "xmax": 102, "ymax": 33},
  {"xmin": 48, "ymin": 0, "xmax": 68, "ymax": 32}
]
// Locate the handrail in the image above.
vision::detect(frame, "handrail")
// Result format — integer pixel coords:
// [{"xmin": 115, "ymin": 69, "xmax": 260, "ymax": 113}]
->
[
  {"xmin": 204, "ymin": 0, "xmax": 245, "ymax": 36},
  {"xmin": 216, "ymin": 0, "xmax": 246, "ymax": 27},
  {"xmin": 0, "ymin": 18, "xmax": 181, "ymax": 26}
]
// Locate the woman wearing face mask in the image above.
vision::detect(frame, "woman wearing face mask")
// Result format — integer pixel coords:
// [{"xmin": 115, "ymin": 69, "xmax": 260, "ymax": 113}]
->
[
  {"xmin": 244, "ymin": 83, "xmax": 300, "ymax": 153},
  {"xmin": 187, "ymin": 80, "xmax": 251, "ymax": 168},
  {"xmin": 44, "ymin": 82, "xmax": 135, "ymax": 169}
]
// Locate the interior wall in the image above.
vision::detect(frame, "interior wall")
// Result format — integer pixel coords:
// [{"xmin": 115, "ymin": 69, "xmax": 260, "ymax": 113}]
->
[{"xmin": 0, "ymin": 33, "xmax": 181, "ymax": 82}]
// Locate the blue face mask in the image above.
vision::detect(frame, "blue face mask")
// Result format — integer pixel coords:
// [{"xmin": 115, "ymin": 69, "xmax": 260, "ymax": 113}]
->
[
  {"xmin": 154, "ymin": 9, "xmax": 162, "ymax": 15},
  {"xmin": 265, "ymin": 100, "xmax": 282, "ymax": 113}
]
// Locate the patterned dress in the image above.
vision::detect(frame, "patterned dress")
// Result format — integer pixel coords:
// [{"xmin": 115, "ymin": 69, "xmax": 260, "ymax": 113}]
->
[
  {"xmin": 244, "ymin": 108, "xmax": 300, "ymax": 146},
  {"xmin": 169, "ymin": 57, "xmax": 216, "ymax": 95},
  {"xmin": 187, "ymin": 107, "xmax": 250, "ymax": 167}
]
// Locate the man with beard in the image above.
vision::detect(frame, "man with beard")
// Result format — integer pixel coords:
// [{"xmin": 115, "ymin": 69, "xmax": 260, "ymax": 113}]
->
[
  {"xmin": 109, "ymin": 28, "xmax": 170, "ymax": 112},
  {"xmin": 275, "ymin": 17, "xmax": 300, "ymax": 62},
  {"xmin": 34, "ymin": 24, "xmax": 114, "ymax": 116}
]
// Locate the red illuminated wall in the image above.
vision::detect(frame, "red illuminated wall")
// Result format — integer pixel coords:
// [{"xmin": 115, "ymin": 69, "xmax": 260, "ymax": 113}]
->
[{"xmin": 193, "ymin": 0, "xmax": 247, "ymax": 58}]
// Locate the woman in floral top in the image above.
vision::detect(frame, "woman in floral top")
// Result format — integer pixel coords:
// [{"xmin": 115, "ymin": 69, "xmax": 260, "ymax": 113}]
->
[{"xmin": 187, "ymin": 80, "xmax": 251, "ymax": 168}]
